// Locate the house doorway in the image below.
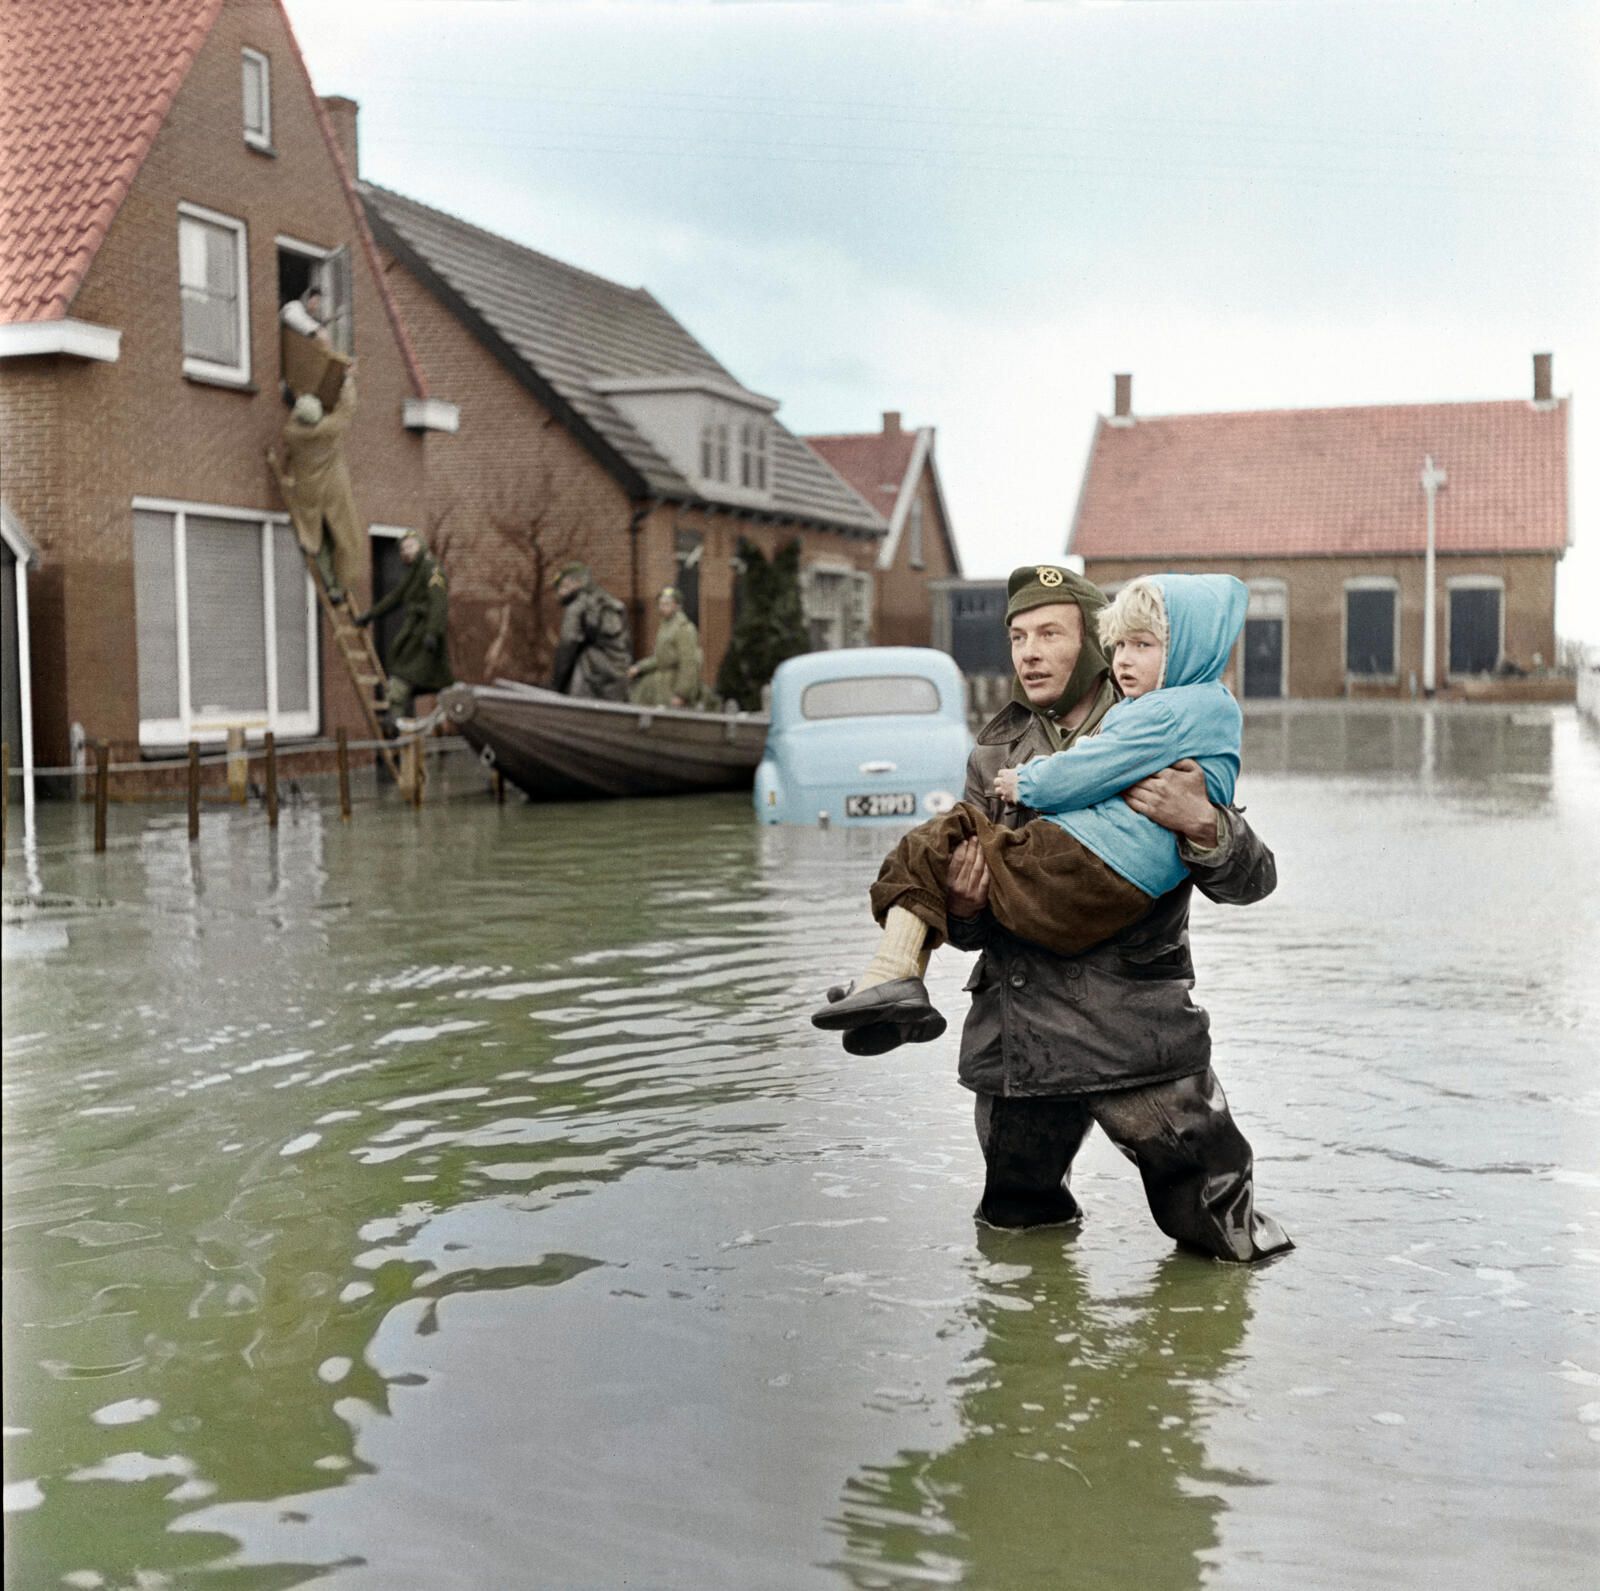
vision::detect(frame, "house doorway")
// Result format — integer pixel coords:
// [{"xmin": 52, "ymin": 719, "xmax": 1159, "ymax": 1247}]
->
[
  {"xmin": 1449, "ymin": 583, "xmax": 1502, "ymax": 676},
  {"xmin": 369, "ymin": 529, "xmax": 409, "ymax": 674},
  {"xmin": 1242, "ymin": 581, "xmax": 1287, "ymax": 698}
]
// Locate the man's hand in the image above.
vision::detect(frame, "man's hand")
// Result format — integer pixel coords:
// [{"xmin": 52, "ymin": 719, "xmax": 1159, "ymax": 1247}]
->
[
  {"xmin": 993, "ymin": 766, "xmax": 1022, "ymax": 805},
  {"xmin": 947, "ymin": 838, "xmax": 991, "ymax": 919},
  {"xmin": 1121, "ymin": 758, "xmax": 1220, "ymax": 848}
]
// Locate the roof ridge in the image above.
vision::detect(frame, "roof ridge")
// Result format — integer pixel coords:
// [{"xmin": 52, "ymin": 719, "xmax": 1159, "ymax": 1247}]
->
[
  {"xmin": 360, "ymin": 180, "xmax": 650, "ymax": 300},
  {"xmin": 1119, "ymin": 394, "xmax": 1566, "ymax": 424}
]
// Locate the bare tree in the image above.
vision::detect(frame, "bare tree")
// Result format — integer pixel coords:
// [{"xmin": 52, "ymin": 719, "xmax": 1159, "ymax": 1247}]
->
[{"xmin": 447, "ymin": 460, "xmax": 595, "ymax": 684}]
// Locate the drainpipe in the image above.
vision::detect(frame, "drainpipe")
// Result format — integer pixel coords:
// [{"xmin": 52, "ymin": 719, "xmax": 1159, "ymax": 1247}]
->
[
  {"xmin": 1420, "ymin": 456, "xmax": 1447, "ymax": 697},
  {"xmin": 627, "ymin": 498, "xmax": 656, "ymax": 656}
]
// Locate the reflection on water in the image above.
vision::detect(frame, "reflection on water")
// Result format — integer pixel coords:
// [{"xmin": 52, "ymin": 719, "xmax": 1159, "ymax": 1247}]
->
[
  {"xmin": 1243, "ymin": 702, "xmax": 1555, "ymax": 785},
  {"xmin": 4, "ymin": 706, "xmax": 1598, "ymax": 1589},
  {"xmin": 831, "ymin": 1241, "xmax": 1255, "ymax": 1590}
]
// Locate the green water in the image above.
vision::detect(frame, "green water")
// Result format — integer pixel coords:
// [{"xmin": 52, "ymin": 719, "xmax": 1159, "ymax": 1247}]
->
[{"xmin": 4, "ymin": 708, "xmax": 1598, "ymax": 1588}]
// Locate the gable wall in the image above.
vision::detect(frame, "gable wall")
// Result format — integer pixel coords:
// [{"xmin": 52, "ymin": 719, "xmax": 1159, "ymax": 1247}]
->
[
  {"xmin": 0, "ymin": 0, "xmax": 426, "ymax": 762},
  {"xmin": 876, "ymin": 458, "xmax": 957, "ymax": 648}
]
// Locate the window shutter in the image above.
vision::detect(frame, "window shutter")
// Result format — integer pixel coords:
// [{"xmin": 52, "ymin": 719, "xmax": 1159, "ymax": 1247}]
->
[
  {"xmin": 186, "ymin": 516, "xmax": 268, "ymax": 720},
  {"xmin": 133, "ymin": 509, "xmax": 180, "ymax": 723},
  {"xmin": 325, "ymin": 244, "xmax": 353, "ymax": 355},
  {"xmin": 273, "ymin": 525, "xmax": 311, "ymax": 713}
]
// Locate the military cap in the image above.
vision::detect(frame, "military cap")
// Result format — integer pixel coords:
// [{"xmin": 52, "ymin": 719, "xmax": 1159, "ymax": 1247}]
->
[
  {"xmin": 550, "ymin": 560, "xmax": 589, "ymax": 588},
  {"xmin": 1005, "ymin": 562, "xmax": 1103, "ymax": 624}
]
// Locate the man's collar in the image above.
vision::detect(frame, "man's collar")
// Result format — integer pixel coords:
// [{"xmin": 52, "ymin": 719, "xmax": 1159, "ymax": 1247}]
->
[{"xmin": 976, "ymin": 677, "xmax": 1117, "ymax": 747}]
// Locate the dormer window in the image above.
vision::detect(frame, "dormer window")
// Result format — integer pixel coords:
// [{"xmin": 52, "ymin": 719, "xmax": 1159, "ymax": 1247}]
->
[
  {"xmin": 242, "ymin": 48, "xmax": 272, "ymax": 151},
  {"xmin": 739, "ymin": 420, "xmax": 768, "ymax": 490},
  {"xmin": 700, "ymin": 418, "xmax": 731, "ymax": 482}
]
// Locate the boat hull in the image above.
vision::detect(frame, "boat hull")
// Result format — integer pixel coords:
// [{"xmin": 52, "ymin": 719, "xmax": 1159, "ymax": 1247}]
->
[{"xmin": 441, "ymin": 682, "xmax": 769, "ymax": 800}]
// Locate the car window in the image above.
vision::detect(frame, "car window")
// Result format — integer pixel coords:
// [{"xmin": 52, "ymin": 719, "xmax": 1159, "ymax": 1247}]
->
[{"xmin": 800, "ymin": 676, "xmax": 942, "ymax": 720}]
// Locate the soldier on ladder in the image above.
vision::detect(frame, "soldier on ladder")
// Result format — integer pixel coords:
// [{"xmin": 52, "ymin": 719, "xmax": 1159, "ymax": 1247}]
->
[{"xmin": 267, "ymin": 375, "xmax": 364, "ymax": 606}]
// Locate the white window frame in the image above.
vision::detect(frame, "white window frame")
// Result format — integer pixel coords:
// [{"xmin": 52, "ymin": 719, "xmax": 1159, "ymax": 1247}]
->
[
  {"xmin": 178, "ymin": 202, "xmax": 251, "ymax": 385},
  {"xmin": 1445, "ymin": 574, "xmax": 1505, "ymax": 679},
  {"xmin": 1342, "ymin": 575, "xmax": 1400, "ymax": 684},
  {"xmin": 132, "ymin": 497, "xmax": 319, "ymax": 748},
  {"xmin": 1242, "ymin": 578, "xmax": 1289, "ymax": 699},
  {"xmin": 908, "ymin": 497, "xmax": 925, "ymax": 569},
  {"xmin": 242, "ymin": 47, "xmax": 272, "ymax": 151}
]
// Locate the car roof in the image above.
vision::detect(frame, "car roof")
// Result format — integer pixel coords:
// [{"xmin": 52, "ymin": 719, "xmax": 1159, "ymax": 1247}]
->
[{"xmin": 769, "ymin": 647, "xmax": 966, "ymax": 719}]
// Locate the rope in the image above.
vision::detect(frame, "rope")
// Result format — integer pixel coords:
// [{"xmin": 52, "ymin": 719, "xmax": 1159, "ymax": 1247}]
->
[{"xmin": 5, "ymin": 731, "xmax": 467, "ymax": 780}]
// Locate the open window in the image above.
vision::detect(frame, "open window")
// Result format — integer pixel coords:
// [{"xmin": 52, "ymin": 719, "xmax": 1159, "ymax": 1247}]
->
[{"xmin": 276, "ymin": 237, "xmax": 353, "ymax": 363}]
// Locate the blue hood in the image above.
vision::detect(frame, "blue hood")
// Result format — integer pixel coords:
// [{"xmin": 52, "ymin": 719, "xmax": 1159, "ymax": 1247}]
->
[{"xmin": 1154, "ymin": 574, "xmax": 1248, "ymax": 688}]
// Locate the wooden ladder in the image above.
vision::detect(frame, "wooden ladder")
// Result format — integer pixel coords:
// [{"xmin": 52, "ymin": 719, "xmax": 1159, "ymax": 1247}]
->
[{"xmin": 304, "ymin": 551, "xmax": 403, "ymax": 784}]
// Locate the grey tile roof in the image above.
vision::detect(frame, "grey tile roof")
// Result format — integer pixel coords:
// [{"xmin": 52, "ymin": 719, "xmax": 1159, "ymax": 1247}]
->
[{"xmin": 362, "ymin": 184, "xmax": 885, "ymax": 537}]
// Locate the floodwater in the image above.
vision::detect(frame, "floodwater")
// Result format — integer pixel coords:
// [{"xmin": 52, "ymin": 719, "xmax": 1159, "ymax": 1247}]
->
[{"xmin": 4, "ymin": 705, "xmax": 1598, "ymax": 1590}]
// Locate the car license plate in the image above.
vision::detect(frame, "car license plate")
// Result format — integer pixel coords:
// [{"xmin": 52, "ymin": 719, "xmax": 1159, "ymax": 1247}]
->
[{"xmin": 845, "ymin": 791, "xmax": 916, "ymax": 818}]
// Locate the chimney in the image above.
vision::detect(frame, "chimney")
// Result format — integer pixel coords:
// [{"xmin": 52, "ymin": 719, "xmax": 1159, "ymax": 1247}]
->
[
  {"xmin": 321, "ymin": 95, "xmax": 360, "ymax": 178},
  {"xmin": 1532, "ymin": 351, "xmax": 1553, "ymax": 404},
  {"xmin": 1113, "ymin": 372, "xmax": 1133, "ymax": 419},
  {"xmin": 882, "ymin": 410, "xmax": 901, "ymax": 437}
]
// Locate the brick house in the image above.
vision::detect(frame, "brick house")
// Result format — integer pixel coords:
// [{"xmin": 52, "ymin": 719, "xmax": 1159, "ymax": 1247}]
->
[
  {"xmin": 0, "ymin": 0, "xmax": 455, "ymax": 775},
  {"xmin": 1068, "ymin": 360, "xmax": 1570, "ymax": 701},
  {"xmin": 359, "ymin": 180, "xmax": 887, "ymax": 686},
  {"xmin": 804, "ymin": 411, "xmax": 962, "ymax": 648}
]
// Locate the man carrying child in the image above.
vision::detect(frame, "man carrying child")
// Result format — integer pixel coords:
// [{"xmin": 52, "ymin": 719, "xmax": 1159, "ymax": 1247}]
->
[{"xmin": 816, "ymin": 564, "xmax": 1292, "ymax": 1264}]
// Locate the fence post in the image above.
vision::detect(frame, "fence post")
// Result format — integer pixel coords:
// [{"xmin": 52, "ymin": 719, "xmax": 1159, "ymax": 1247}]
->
[
  {"xmin": 227, "ymin": 726, "xmax": 248, "ymax": 803},
  {"xmin": 264, "ymin": 731, "xmax": 279, "ymax": 828},
  {"xmin": 93, "ymin": 740, "xmax": 109, "ymax": 853},
  {"xmin": 336, "ymin": 727, "xmax": 352, "ymax": 821},
  {"xmin": 494, "ymin": 768, "xmax": 506, "ymax": 805},
  {"xmin": 401, "ymin": 737, "xmax": 424, "ymax": 809},
  {"xmin": 187, "ymin": 741, "xmax": 200, "ymax": 843},
  {"xmin": 2, "ymin": 741, "xmax": 8, "ymax": 867}
]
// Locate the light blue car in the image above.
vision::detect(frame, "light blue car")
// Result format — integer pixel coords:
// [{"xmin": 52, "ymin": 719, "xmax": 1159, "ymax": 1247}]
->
[{"xmin": 755, "ymin": 647, "xmax": 974, "ymax": 826}]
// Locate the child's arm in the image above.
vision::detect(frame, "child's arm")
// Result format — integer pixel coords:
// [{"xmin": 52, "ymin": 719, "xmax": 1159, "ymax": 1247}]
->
[{"xmin": 1013, "ymin": 698, "xmax": 1191, "ymax": 813}]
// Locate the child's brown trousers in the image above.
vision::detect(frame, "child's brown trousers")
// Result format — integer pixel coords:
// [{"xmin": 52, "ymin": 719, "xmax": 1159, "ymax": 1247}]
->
[{"xmin": 867, "ymin": 802, "xmax": 1152, "ymax": 955}]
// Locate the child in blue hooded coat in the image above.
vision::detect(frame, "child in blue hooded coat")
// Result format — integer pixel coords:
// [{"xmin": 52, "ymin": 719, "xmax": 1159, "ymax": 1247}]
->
[{"xmin": 814, "ymin": 572, "xmax": 1248, "ymax": 1046}]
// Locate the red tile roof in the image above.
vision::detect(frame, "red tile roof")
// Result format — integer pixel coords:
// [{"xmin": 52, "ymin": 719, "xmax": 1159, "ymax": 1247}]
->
[
  {"xmin": 1070, "ymin": 398, "xmax": 1569, "ymax": 560},
  {"xmin": 0, "ymin": 0, "xmax": 223, "ymax": 324},
  {"xmin": 805, "ymin": 428, "xmax": 919, "ymax": 522}
]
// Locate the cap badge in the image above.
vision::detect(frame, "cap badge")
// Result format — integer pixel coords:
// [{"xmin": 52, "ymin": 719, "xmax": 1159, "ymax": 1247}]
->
[{"xmin": 1037, "ymin": 566, "xmax": 1064, "ymax": 588}]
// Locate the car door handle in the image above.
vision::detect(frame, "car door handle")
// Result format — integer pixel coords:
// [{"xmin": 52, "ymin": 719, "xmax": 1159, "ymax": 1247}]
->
[{"xmin": 858, "ymin": 760, "xmax": 897, "ymax": 774}]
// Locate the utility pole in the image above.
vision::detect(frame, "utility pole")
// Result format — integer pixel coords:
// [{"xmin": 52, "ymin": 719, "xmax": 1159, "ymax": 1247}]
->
[{"xmin": 1420, "ymin": 455, "xmax": 1447, "ymax": 697}]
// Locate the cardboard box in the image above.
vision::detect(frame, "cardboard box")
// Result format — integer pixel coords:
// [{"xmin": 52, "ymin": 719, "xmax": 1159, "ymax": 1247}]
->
[{"xmin": 281, "ymin": 327, "xmax": 350, "ymax": 410}]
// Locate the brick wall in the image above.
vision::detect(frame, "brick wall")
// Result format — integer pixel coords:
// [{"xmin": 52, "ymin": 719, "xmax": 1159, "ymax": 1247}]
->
[
  {"xmin": 0, "ymin": 0, "xmax": 428, "ymax": 766},
  {"xmin": 1083, "ymin": 553, "xmax": 1561, "ymax": 698}
]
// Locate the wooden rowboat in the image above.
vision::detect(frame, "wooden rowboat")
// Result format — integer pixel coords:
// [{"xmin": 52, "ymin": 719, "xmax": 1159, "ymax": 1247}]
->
[{"xmin": 439, "ymin": 680, "xmax": 770, "ymax": 800}]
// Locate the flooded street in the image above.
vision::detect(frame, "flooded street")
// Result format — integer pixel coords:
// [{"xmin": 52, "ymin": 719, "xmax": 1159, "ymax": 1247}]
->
[{"xmin": 4, "ymin": 705, "xmax": 1598, "ymax": 1589}]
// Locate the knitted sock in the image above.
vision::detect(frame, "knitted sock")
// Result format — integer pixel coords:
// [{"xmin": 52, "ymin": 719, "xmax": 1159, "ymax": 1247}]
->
[{"xmin": 856, "ymin": 906, "xmax": 930, "ymax": 990}]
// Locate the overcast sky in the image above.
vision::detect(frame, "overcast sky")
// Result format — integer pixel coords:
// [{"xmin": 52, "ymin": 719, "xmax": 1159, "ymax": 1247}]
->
[{"xmin": 285, "ymin": 0, "xmax": 1600, "ymax": 645}]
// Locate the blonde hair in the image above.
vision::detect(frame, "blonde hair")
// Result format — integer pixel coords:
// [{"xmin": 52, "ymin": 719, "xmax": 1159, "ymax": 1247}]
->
[{"xmin": 1097, "ymin": 578, "xmax": 1168, "ymax": 651}]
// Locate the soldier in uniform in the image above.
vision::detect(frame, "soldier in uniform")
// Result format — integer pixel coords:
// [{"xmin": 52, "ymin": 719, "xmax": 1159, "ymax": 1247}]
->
[
  {"xmin": 354, "ymin": 532, "xmax": 453, "ymax": 729},
  {"xmin": 267, "ymin": 376, "xmax": 362, "ymax": 604},
  {"xmin": 550, "ymin": 562, "xmax": 632, "ymax": 701},
  {"xmin": 627, "ymin": 585, "xmax": 708, "ymax": 708}
]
